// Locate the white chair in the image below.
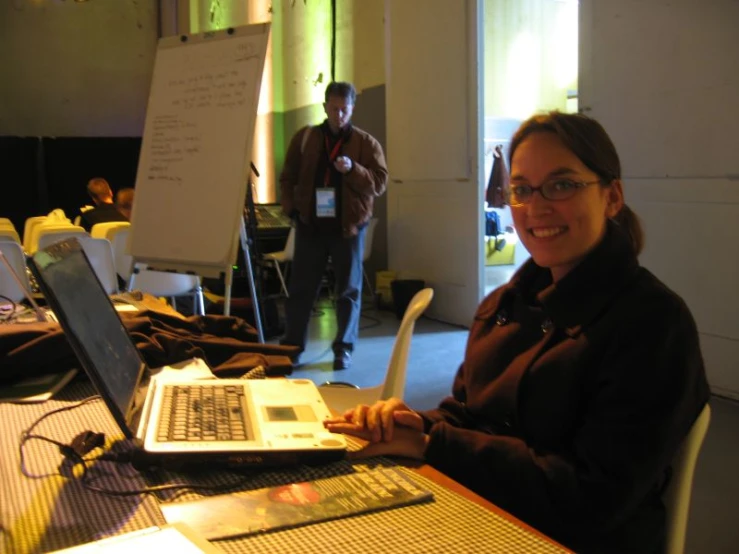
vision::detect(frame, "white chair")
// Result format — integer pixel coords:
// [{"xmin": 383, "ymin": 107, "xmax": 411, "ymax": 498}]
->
[
  {"xmin": 319, "ymin": 287, "xmax": 434, "ymax": 414},
  {"xmin": 90, "ymin": 222, "xmax": 133, "ymax": 283},
  {"xmin": 663, "ymin": 403, "xmax": 711, "ymax": 554},
  {"xmin": 33, "ymin": 224, "xmax": 88, "ymax": 253},
  {"xmin": 0, "ymin": 226, "xmax": 21, "ymax": 244},
  {"xmin": 262, "ymin": 226, "xmax": 295, "ymax": 298},
  {"xmin": 103, "ymin": 225, "xmax": 205, "ymax": 315},
  {"xmin": 23, "ymin": 216, "xmax": 47, "ymax": 252},
  {"xmin": 129, "ymin": 266, "xmax": 206, "ymax": 316},
  {"xmin": 0, "ymin": 219, "xmax": 17, "ymax": 230},
  {"xmin": 76, "ymin": 236, "xmax": 119, "ymax": 295},
  {"xmin": 0, "ymin": 240, "xmax": 32, "ymax": 303},
  {"xmin": 90, "ymin": 221, "xmax": 131, "ymax": 241}
]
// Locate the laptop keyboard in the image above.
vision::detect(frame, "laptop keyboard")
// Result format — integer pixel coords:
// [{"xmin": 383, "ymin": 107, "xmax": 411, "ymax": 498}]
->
[{"xmin": 157, "ymin": 384, "xmax": 249, "ymax": 442}]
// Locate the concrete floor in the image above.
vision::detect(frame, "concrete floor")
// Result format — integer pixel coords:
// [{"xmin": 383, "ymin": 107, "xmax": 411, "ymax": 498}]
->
[{"xmin": 279, "ymin": 297, "xmax": 739, "ymax": 554}]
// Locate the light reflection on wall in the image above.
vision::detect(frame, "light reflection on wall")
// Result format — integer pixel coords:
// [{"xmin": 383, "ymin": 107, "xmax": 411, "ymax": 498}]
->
[
  {"xmin": 187, "ymin": 0, "xmax": 274, "ymax": 202},
  {"xmin": 504, "ymin": 31, "xmax": 540, "ymax": 120},
  {"xmin": 553, "ymin": 0, "xmax": 578, "ymax": 90},
  {"xmin": 484, "ymin": 0, "xmax": 578, "ymax": 118},
  {"xmin": 187, "ymin": 0, "xmax": 337, "ymax": 203},
  {"xmin": 249, "ymin": 0, "xmax": 273, "ymax": 203}
]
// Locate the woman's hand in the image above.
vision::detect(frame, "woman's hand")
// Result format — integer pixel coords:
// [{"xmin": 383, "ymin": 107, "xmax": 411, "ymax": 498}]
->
[
  {"xmin": 323, "ymin": 398, "xmax": 429, "ymax": 460},
  {"xmin": 325, "ymin": 397, "xmax": 423, "ymax": 442},
  {"xmin": 346, "ymin": 424, "xmax": 428, "ymax": 460}
]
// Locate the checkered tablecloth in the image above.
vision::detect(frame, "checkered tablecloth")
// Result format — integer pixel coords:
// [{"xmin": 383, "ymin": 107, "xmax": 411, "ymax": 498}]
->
[{"xmin": 0, "ymin": 382, "xmax": 568, "ymax": 553}]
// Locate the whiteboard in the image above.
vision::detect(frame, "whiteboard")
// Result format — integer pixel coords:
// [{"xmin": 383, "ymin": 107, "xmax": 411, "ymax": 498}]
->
[{"xmin": 128, "ymin": 23, "xmax": 270, "ymax": 277}]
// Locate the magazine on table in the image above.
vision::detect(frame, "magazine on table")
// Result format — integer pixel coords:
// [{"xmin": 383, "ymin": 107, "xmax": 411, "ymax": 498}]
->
[{"xmin": 161, "ymin": 466, "xmax": 434, "ymax": 540}]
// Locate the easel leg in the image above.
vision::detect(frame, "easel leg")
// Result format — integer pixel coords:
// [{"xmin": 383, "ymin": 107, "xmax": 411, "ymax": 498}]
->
[
  {"xmin": 224, "ymin": 266, "xmax": 233, "ymax": 316},
  {"xmin": 240, "ymin": 217, "xmax": 265, "ymax": 343}
]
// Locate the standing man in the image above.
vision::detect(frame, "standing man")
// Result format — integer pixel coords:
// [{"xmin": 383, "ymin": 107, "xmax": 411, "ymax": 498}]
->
[
  {"xmin": 79, "ymin": 177, "xmax": 128, "ymax": 232},
  {"xmin": 280, "ymin": 82, "xmax": 388, "ymax": 370}
]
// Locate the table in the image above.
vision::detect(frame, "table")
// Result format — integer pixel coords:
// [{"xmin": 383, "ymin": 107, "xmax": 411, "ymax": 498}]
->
[{"xmin": 0, "ymin": 382, "xmax": 570, "ymax": 554}]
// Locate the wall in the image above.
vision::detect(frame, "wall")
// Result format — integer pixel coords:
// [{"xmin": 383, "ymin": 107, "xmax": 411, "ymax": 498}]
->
[
  {"xmin": 0, "ymin": 0, "xmax": 158, "ymax": 137},
  {"xmin": 580, "ymin": 0, "xmax": 739, "ymax": 398}
]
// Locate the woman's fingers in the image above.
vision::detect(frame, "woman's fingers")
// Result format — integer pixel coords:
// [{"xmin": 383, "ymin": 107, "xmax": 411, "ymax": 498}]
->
[
  {"xmin": 324, "ymin": 421, "xmax": 373, "ymax": 440},
  {"xmin": 325, "ymin": 398, "xmax": 421, "ymax": 444},
  {"xmin": 394, "ymin": 410, "xmax": 424, "ymax": 431}
]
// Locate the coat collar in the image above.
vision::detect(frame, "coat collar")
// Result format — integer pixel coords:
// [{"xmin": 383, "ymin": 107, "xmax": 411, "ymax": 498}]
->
[
  {"xmin": 320, "ymin": 120, "xmax": 353, "ymax": 141},
  {"xmin": 502, "ymin": 220, "xmax": 640, "ymax": 334}
]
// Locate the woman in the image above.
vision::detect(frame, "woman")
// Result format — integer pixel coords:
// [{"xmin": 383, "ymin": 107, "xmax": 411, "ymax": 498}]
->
[{"xmin": 325, "ymin": 112, "xmax": 710, "ymax": 553}]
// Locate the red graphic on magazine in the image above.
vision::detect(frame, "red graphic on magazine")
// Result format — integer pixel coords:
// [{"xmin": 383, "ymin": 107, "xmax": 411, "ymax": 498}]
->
[{"xmin": 268, "ymin": 483, "xmax": 322, "ymax": 505}]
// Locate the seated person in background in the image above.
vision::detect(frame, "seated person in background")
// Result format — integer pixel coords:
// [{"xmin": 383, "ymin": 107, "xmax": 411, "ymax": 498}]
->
[
  {"xmin": 325, "ymin": 111, "xmax": 710, "ymax": 554},
  {"xmin": 115, "ymin": 187, "xmax": 135, "ymax": 221},
  {"xmin": 79, "ymin": 177, "xmax": 128, "ymax": 232}
]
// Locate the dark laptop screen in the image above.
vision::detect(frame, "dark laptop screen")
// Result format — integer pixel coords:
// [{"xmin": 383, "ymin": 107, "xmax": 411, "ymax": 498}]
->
[{"xmin": 29, "ymin": 239, "xmax": 146, "ymax": 435}]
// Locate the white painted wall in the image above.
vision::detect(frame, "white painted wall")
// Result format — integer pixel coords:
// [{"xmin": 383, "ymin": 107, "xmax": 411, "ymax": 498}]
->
[
  {"xmin": 0, "ymin": 0, "xmax": 158, "ymax": 137},
  {"xmin": 581, "ymin": 0, "xmax": 739, "ymax": 398}
]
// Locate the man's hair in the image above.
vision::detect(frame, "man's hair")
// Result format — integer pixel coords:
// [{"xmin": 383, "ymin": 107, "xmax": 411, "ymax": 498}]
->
[
  {"xmin": 86, "ymin": 178, "xmax": 113, "ymax": 203},
  {"xmin": 324, "ymin": 82, "xmax": 356, "ymax": 104},
  {"xmin": 115, "ymin": 187, "xmax": 134, "ymax": 208}
]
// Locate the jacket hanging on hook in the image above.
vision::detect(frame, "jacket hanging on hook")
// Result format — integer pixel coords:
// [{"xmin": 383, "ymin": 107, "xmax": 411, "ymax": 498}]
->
[{"xmin": 486, "ymin": 144, "xmax": 508, "ymax": 209}]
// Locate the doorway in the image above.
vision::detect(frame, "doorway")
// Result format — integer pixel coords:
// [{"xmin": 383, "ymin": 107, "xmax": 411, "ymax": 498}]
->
[{"xmin": 482, "ymin": 0, "xmax": 579, "ymax": 294}]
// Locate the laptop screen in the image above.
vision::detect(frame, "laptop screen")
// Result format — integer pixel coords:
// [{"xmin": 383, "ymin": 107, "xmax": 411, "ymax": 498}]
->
[{"xmin": 29, "ymin": 238, "xmax": 146, "ymax": 436}]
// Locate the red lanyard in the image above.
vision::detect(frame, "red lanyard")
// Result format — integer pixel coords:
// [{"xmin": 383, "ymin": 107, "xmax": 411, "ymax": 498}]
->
[{"xmin": 324, "ymin": 134, "xmax": 344, "ymax": 186}]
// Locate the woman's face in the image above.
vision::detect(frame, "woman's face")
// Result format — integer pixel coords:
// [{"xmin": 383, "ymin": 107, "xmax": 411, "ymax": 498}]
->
[{"xmin": 510, "ymin": 131, "xmax": 623, "ymax": 282}]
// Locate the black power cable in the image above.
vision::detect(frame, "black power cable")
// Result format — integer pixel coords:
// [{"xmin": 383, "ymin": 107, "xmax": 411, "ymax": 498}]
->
[{"xmin": 18, "ymin": 395, "xmax": 255, "ymax": 497}]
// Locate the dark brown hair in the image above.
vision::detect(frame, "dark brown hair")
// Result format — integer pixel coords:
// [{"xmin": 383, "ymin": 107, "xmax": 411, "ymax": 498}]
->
[
  {"xmin": 324, "ymin": 81, "xmax": 356, "ymax": 104},
  {"xmin": 508, "ymin": 111, "xmax": 644, "ymax": 254},
  {"xmin": 86, "ymin": 177, "xmax": 113, "ymax": 203}
]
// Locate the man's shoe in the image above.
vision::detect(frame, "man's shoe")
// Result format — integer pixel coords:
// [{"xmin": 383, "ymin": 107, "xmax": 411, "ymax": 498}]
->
[{"xmin": 333, "ymin": 350, "xmax": 352, "ymax": 370}]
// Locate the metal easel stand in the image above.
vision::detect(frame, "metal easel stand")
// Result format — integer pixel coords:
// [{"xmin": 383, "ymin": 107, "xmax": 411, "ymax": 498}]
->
[{"xmin": 237, "ymin": 211, "xmax": 265, "ymax": 344}]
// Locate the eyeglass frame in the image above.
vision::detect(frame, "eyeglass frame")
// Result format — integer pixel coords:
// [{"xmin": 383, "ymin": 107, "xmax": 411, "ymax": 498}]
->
[{"xmin": 505, "ymin": 179, "xmax": 605, "ymax": 207}]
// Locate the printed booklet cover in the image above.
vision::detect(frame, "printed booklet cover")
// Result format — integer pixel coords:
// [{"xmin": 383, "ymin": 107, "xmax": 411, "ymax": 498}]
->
[{"xmin": 161, "ymin": 467, "xmax": 434, "ymax": 540}]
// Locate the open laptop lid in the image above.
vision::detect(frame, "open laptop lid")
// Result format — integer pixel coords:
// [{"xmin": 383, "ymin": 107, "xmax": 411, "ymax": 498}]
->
[{"xmin": 28, "ymin": 238, "xmax": 148, "ymax": 439}]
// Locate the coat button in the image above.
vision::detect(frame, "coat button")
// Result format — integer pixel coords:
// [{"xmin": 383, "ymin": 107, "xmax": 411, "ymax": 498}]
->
[
  {"xmin": 541, "ymin": 318, "xmax": 553, "ymax": 333},
  {"xmin": 495, "ymin": 310, "xmax": 508, "ymax": 326}
]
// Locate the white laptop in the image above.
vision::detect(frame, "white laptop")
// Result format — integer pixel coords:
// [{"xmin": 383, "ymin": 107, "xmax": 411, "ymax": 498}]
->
[{"xmin": 28, "ymin": 238, "xmax": 346, "ymax": 469}]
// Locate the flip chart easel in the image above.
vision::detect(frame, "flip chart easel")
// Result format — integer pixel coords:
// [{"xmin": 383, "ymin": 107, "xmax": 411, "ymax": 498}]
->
[{"xmin": 126, "ymin": 23, "xmax": 270, "ymax": 338}]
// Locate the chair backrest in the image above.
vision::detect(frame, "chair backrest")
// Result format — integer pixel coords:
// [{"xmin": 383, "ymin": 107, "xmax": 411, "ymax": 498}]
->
[
  {"xmin": 363, "ymin": 217, "xmax": 379, "ymax": 263},
  {"xmin": 23, "ymin": 216, "xmax": 47, "ymax": 251},
  {"xmin": 663, "ymin": 403, "xmax": 711, "ymax": 554},
  {"xmin": 33, "ymin": 225, "xmax": 88, "ymax": 253},
  {"xmin": 90, "ymin": 221, "xmax": 131, "ymax": 240},
  {"xmin": 380, "ymin": 287, "xmax": 434, "ymax": 400},
  {"xmin": 76, "ymin": 236, "xmax": 119, "ymax": 295},
  {"xmin": 106, "ymin": 225, "xmax": 134, "ymax": 283},
  {"xmin": 0, "ymin": 219, "xmax": 18, "ymax": 233},
  {"xmin": 131, "ymin": 268, "xmax": 202, "ymax": 297},
  {"xmin": 283, "ymin": 226, "xmax": 296, "ymax": 260},
  {"xmin": 0, "ymin": 240, "xmax": 31, "ymax": 303},
  {"xmin": 0, "ymin": 227, "xmax": 21, "ymax": 244}
]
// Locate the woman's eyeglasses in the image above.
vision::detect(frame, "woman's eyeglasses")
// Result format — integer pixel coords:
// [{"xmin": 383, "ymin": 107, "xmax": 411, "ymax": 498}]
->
[{"xmin": 506, "ymin": 179, "xmax": 602, "ymax": 206}]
